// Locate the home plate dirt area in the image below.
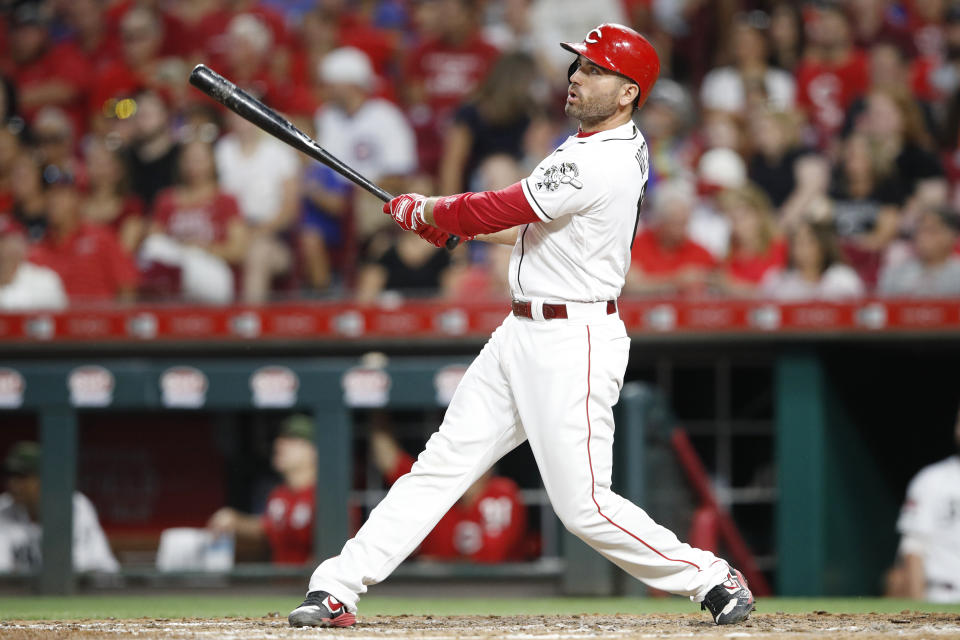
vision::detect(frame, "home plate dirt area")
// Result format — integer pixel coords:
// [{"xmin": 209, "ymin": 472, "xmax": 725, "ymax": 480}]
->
[{"xmin": 3, "ymin": 612, "xmax": 960, "ymax": 640}]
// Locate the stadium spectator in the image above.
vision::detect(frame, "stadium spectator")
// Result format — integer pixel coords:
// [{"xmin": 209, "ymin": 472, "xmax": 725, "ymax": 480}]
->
[
  {"xmin": 699, "ymin": 15, "xmax": 795, "ymax": 116},
  {"xmin": 714, "ymin": 185, "xmax": 787, "ymax": 296},
  {"xmin": 124, "ymin": 90, "xmax": 181, "ymax": 209},
  {"xmin": 0, "ymin": 441, "xmax": 118, "ymax": 574},
  {"xmin": 886, "ymin": 402, "xmax": 960, "ymax": 603},
  {"xmin": 767, "ymin": 1, "xmax": 804, "ymax": 73},
  {"xmin": 207, "ymin": 415, "xmax": 318, "ymax": 566},
  {"xmin": 9, "ymin": 152, "xmax": 47, "ymax": 242},
  {"xmin": 828, "ymin": 133, "xmax": 904, "ymax": 286},
  {"xmin": 624, "ymin": 180, "xmax": 717, "ymax": 297},
  {"xmin": 759, "ymin": 219, "xmax": 865, "ymax": 300},
  {"xmin": 3, "ymin": 2, "xmax": 92, "ymax": 136},
  {"xmin": 355, "ymin": 230, "xmax": 455, "ymax": 303},
  {"xmin": 847, "ymin": 0, "xmax": 914, "ymax": 53},
  {"xmin": 315, "ymin": 47, "xmax": 416, "ymax": 240},
  {"xmin": 299, "ymin": 159, "xmax": 352, "ymax": 294},
  {"xmin": 80, "ymin": 137, "xmax": 145, "ymax": 254},
  {"xmin": 794, "ymin": 3, "xmax": 869, "ymax": 151},
  {"xmin": 28, "ymin": 175, "xmax": 139, "ymax": 304},
  {"xmin": 215, "ymin": 111, "xmax": 300, "ymax": 304},
  {"xmin": 483, "ymin": 0, "xmax": 537, "ymax": 55},
  {"xmin": 59, "ymin": 0, "xmax": 122, "ymax": 73},
  {"xmin": 438, "ymin": 52, "xmax": 543, "ymax": 195},
  {"xmin": 746, "ymin": 108, "xmax": 808, "ymax": 210},
  {"xmin": 854, "ymin": 87, "xmax": 945, "ymax": 206},
  {"xmin": 369, "ymin": 417, "xmax": 527, "ymax": 563},
  {"xmin": 528, "ymin": 0, "xmax": 626, "ymax": 81},
  {"xmin": 31, "ymin": 105, "xmax": 85, "ymax": 188},
  {"xmin": 215, "ymin": 14, "xmax": 289, "ymax": 114},
  {"xmin": 637, "ymin": 79, "xmax": 697, "ymax": 184},
  {"xmin": 88, "ymin": 7, "xmax": 170, "ymax": 131},
  {"xmin": 141, "ymin": 140, "xmax": 248, "ymax": 304},
  {"xmin": 404, "ymin": 0, "xmax": 500, "ymax": 174},
  {"xmin": 194, "ymin": 0, "xmax": 291, "ymax": 78},
  {"xmin": 878, "ymin": 207, "xmax": 960, "ymax": 297},
  {"xmin": 691, "ymin": 147, "xmax": 744, "ymax": 259},
  {"xmin": 0, "ymin": 215, "xmax": 66, "ymax": 311}
]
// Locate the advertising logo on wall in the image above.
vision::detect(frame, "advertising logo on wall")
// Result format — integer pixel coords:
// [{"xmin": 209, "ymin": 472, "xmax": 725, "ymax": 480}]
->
[
  {"xmin": 69, "ymin": 365, "xmax": 115, "ymax": 407},
  {"xmin": 250, "ymin": 366, "xmax": 299, "ymax": 408},
  {"xmin": 161, "ymin": 366, "xmax": 209, "ymax": 408}
]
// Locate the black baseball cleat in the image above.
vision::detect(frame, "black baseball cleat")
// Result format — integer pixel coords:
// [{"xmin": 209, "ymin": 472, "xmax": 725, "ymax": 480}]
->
[
  {"xmin": 288, "ymin": 591, "xmax": 357, "ymax": 628},
  {"xmin": 701, "ymin": 567, "xmax": 755, "ymax": 625}
]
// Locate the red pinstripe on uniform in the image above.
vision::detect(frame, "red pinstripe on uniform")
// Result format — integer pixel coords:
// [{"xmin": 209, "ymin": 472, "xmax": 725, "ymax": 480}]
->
[{"xmin": 584, "ymin": 326, "xmax": 701, "ymax": 570}]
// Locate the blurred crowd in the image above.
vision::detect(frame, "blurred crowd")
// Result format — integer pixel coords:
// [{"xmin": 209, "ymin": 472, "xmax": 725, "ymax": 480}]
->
[{"xmin": 1, "ymin": 0, "xmax": 960, "ymax": 310}]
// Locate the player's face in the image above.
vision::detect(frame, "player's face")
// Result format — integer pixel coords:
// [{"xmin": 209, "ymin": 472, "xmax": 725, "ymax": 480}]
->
[
  {"xmin": 565, "ymin": 57, "xmax": 631, "ymax": 125},
  {"xmin": 272, "ymin": 436, "xmax": 316, "ymax": 475}
]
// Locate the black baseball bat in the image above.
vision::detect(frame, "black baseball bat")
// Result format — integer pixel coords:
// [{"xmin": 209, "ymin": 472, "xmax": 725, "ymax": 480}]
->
[{"xmin": 188, "ymin": 64, "xmax": 460, "ymax": 250}]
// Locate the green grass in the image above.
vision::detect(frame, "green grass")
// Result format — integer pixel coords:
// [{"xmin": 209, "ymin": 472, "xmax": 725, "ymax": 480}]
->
[{"xmin": 1, "ymin": 595, "xmax": 959, "ymax": 621}]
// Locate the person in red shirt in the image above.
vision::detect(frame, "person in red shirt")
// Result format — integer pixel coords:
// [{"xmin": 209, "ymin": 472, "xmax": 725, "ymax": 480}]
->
[
  {"xmin": 714, "ymin": 185, "xmax": 787, "ymax": 296},
  {"xmin": 88, "ymin": 8, "xmax": 168, "ymax": 128},
  {"xmin": 794, "ymin": 4, "xmax": 869, "ymax": 151},
  {"xmin": 208, "ymin": 415, "xmax": 318, "ymax": 566},
  {"xmin": 404, "ymin": 0, "xmax": 501, "ymax": 174},
  {"xmin": 625, "ymin": 180, "xmax": 717, "ymax": 297},
  {"xmin": 370, "ymin": 418, "xmax": 528, "ymax": 563},
  {"xmin": 3, "ymin": 4, "xmax": 92, "ymax": 136},
  {"xmin": 141, "ymin": 140, "xmax": 248, "ymax": 304},
  {"xmin": 59, "ymin": 0, "xmax": 123, "ymax": 73},
  {"xmin": 28, "ymin": 176, "xmax": 139, "ymax": 305}
]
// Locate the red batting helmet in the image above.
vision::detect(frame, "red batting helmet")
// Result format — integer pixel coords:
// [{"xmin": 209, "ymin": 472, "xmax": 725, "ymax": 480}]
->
[{"xmin": 561, "ymin": 23, "xmax": 660, "ymax": 109}]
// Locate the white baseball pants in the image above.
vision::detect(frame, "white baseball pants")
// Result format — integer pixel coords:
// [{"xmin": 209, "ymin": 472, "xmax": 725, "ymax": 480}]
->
[{"xmin": 308, "ymin": 306, "xmax": 730, "ymax": 610}]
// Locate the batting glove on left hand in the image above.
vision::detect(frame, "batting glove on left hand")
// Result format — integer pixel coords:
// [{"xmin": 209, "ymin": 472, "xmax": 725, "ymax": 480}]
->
[{"xmin": 383, "ymin": 193, "xmax": 427, "ymax": 232}]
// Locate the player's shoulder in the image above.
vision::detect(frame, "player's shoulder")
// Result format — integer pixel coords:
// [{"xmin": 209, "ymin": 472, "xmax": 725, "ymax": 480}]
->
[
  {"xmin": 560, "ymin": 124, "xmax": 647, "ymax": 167},
  {"xmin": 910, "ymin": 455, "xmax": 960, "ymax": 489}
]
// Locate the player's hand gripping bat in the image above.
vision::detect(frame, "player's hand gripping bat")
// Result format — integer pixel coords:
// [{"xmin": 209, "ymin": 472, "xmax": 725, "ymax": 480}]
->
[{"xmin": 188, "ymin": 64, "xmax": 460, "ymax": 250}]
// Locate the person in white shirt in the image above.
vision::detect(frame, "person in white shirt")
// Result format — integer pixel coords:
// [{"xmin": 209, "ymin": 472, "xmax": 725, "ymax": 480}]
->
[
  {"xmin": 313, "ymin": 47, "xmax": 417, "ymax": 239},
  {"xmin": 760, "ymin": 218, "xmax": 864, "ymax": 300},
  {"xmin": 887, "ymin": 405, "xmax": 960, "ymax": 603},
  {"xmin": 0, "ymin": 442, "xmax": 118, "ymax": 574},
  {"xmin": 215, "ymin": 111, "xmax": 301, "ymax": 304},
  {"xmin": 699, "ymin": 18, "xmax": 795, "ymax": 115},
  {"xmin": 0, "ymin": 216, "xmax": 67, "ymax": 311}
]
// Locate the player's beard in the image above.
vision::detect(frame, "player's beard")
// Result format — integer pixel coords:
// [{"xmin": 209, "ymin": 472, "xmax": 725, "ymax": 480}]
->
[{"xmin": 565, "ymin": 87, "xmax": 619, "ymax": 127}]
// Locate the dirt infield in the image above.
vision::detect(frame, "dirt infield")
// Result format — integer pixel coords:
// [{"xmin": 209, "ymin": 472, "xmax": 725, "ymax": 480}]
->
[{"xmin": 3, "ymin": 612, "xmax": 960, "ymax": 640}]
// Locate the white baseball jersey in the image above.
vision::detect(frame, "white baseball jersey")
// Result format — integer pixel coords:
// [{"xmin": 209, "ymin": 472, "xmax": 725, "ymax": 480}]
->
[
  {"xmin": 897, "ymin": 455, "xmax": 960, "ymax": 602},
  {"xmin": 514, "ymin": 121, "xmax": 648, "ymax": 302},
  {"xmin": 314, "ymin": 98, "xmax": 417, "ymax": 181},
  {"xmin": 0, "ymin": 492, "xmax": 119, "ymax": 574}
]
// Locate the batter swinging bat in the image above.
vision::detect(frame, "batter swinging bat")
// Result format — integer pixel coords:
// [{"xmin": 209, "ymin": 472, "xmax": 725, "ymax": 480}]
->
[{"xmin": 188, "ymin": 64, "xmax": 461, "ymax": 250}]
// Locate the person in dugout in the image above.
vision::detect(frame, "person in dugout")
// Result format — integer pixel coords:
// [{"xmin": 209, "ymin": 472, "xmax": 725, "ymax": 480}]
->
[
  {"xmin": 368, "ymin": 413, "xmax": 528, "ymax": 563},
  {"xmin": 207, "ymin": 415, "xmax": 317, "ymax": 565}
]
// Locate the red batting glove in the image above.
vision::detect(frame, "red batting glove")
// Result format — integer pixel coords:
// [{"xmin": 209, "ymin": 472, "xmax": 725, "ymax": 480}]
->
[
  {"xmin": 416, "ymin": 225, "xmax": 452, "ymax": 248},
  {"xmin": 383, "ymin": 193, "xmax": 427, "ymax": 232}
]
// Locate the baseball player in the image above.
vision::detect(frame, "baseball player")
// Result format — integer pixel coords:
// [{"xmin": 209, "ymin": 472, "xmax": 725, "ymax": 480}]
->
[{"xmin": 290, "ymin": 23, "xmax": 754, "ymax": 628}]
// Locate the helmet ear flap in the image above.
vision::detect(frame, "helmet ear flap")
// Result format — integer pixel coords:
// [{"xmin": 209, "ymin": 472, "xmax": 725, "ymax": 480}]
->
[{"xmin": 567, "ymin": 59, "xmax": 579, "ymax": 82}]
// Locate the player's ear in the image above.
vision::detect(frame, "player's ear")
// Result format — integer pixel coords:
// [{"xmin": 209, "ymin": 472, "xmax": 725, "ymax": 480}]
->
[{"xmin": 619, "ymin": 82, "xmax": 639, "ymax": 108}]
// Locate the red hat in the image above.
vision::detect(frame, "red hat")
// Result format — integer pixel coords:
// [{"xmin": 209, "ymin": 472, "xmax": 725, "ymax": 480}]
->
[{"xmin": 561, "ymin": 23, "xmax": 660, "ymax": 109}]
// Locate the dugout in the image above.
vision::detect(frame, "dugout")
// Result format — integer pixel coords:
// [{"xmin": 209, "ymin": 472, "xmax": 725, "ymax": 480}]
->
[{"xmin": 1, "ymin": 297, "xmax": 959, "ymax": 597}]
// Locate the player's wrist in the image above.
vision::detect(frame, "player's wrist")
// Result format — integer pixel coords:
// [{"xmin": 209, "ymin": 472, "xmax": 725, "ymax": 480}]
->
[{"xmin": 421, "ymin": 197, "xmax": 438, "ymax": 227}]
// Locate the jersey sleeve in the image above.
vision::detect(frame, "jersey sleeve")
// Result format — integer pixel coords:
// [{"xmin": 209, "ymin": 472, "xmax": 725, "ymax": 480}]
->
[{"xmin": 519, "ymin": 147, "xmax": 614, "ymax": 223}]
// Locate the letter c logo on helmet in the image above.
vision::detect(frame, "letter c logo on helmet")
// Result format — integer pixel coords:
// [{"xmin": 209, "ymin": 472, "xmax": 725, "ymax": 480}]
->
[{"xmin": 561, "ymin": 23, "xmax": 660, "ymax": 110}]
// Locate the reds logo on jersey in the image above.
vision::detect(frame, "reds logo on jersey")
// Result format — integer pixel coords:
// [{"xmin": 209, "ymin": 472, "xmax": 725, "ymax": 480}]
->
[{"xmin": 535, "ymin": 162, "xmax": 583, "ymax": 191}]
